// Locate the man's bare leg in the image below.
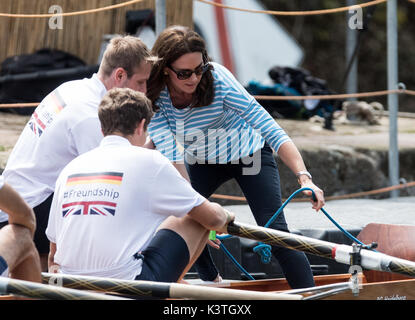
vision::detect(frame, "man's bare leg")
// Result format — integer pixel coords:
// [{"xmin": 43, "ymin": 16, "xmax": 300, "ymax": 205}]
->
[
  {"xmin": 0, "ymin": 224, "xmax": 41, "ymax": 282},
  {"xmin": 157, "ymin": 215, "xmax": 210, "ymax": 281}
]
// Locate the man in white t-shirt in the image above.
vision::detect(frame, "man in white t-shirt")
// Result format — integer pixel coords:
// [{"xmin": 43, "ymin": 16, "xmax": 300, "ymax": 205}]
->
[
  {"xmin": 46, "ymin": 88, "xmax": 234, "ymax": 281},
  {"xmin": 0, "ymin": 176, "xmax": 41, "ymax": 281},
  {"xmin": 0, "ymin": 36, "xmax": 156, "ymax": 270}
]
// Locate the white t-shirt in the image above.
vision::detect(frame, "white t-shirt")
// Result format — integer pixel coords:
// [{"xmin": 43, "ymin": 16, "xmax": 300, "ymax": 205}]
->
[
  {"xmin": 0, "ymin": 176, "xmax": 4, "ymax": 190},
  {"xmin": 46, "ymin": 135, "xmax": 205, "ymax": 280},
  {"xmin": 0, "ymin": 74, "xmax": 107, "ymax": 223}
]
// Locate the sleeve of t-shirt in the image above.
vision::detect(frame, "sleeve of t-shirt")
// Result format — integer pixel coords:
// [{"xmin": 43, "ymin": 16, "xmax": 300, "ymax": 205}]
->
[
  {"xmin": 70, "ymin": 116, "xmax": 103, "ymax": 155},
  {"xmin": 147, "ymin": 109, "xmax": 185, "ymax": 162},
  {"xmin": 0, "ymin": 176, "xmax": 4, "ymax": 190},
  {"xmin": 149, "ymin": 157, "xmax": 205, "ymax": 217},
  {"xmin": 45, "ymin": 172, "xmax": 66, "ymax": 244},
  {"xmin": 213, "ymin": 63, "xmax": 292, "ymax": 152}
]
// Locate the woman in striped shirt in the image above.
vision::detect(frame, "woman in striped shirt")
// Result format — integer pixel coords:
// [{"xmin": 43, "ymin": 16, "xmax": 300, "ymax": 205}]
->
[{"xmin": 146, "ymin": 26, "xmax": 325, "ymax": 289}]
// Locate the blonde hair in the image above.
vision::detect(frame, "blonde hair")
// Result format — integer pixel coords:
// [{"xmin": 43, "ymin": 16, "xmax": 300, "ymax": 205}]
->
[{"xmin": 99, "ymin": 35, "xmax": 157, "ymax": 78}]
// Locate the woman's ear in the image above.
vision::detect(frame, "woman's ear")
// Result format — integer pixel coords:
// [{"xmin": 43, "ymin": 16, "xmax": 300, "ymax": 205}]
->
[{"xmin": 163, "ymin": 67, "xmax": 169, "ymax": 76}]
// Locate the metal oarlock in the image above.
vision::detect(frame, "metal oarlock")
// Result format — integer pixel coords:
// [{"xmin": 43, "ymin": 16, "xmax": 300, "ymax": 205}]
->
[
  {"xmin": 348, "ymin": 242, "xmax": 377, "ymax": 296},
  {"xmin": 349, "ymin": 243, "xmax": 363, "ymax": 296}
]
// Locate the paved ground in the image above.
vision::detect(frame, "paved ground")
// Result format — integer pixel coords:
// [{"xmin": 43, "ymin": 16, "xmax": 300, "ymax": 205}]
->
[{"xmin": 224, "ymin": 196, "xmax": 415, "ymax": 231}]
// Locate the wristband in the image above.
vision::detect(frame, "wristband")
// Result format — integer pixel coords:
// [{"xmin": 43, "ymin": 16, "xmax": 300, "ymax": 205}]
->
[{"xmin": 296, "ymin": 170, "xmax": 312, "ymax": 184}]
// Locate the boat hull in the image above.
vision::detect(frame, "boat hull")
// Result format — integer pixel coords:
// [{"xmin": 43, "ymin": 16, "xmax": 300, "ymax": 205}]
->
[{"xmin": 205, "ymin": 272, "xmax": 415, "ymax": 300}]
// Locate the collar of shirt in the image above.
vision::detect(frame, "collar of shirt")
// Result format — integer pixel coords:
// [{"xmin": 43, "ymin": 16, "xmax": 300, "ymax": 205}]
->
[
  {"xmin": 100, "ymin": 135, "xmax": 132, "ymax": 148},
  {"xmin": 91, "ymin": 73, "xmax": 108, "ymax": 98}
]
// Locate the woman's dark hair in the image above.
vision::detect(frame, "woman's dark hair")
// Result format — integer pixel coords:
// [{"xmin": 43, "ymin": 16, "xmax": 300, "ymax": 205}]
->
[{"xmin": 146, "ymin": 25, "xmax": 215, "ymax": 110}]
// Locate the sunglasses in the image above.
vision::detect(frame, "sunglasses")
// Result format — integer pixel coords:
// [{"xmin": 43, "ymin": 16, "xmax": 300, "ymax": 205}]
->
[{"xmin": 168, "ymin": 63, "xmax": 210, "ymax": 80}]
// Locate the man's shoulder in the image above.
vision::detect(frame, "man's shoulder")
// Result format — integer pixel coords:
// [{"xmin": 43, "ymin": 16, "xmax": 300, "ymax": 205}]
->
[
  {"xmin": 96, "ymin": 144, "xmax": 167, "ymax": 165},
  {"xmin": 58, "ymin": 74, "xmax": 98, "ymax": 90},
  {"xmin": 56, "ymin": 77, "xmax": 92, "ymax": 97},
  {"xmin": 127, "ymin": 146, "xmax": 169, "ymax": 164},
  {"xmin": 58, "ymin": 76, "xmax": 104, "ymax": 109},
  {"xmin": 60, "ymin": 147, "xmax": 97, "ymax": 171},
  {"xmin": 123, "ymin": 147, "xmax": 174, "ymax": 175}
]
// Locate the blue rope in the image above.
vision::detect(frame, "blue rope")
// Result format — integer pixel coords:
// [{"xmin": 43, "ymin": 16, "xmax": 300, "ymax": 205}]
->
[
  {"xmin": 219, "ymin": 242, "xmax": 255, "ymax": 280},
  {"xmin": 216, "ymin": 187, "xmax": 376, "ymax": 280},
  {"xmin": 252, "ymin": 244, "xmax": 272, "ymax": 264}
]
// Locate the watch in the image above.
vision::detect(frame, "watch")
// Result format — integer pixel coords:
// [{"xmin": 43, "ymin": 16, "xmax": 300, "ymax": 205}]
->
[{"xmin": 296, "ymin": 170, "xmax": 312, "ymax": 183}]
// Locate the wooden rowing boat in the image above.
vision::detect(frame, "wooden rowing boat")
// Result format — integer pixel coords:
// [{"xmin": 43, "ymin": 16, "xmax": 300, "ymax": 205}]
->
[
  {"xmin": 205, "ymin": 223, "xmax": 415, "ymax": 300},
  {"xmin": 203, "ymin": 271, "xmax": 415, "ymax": 300}
]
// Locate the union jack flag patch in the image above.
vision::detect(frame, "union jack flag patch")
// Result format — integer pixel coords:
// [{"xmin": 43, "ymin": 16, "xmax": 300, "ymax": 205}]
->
[
  {"xmin": 28, "ymin": 111, "xmax": 45, "ymax": 137},
  {"xmin": 62, "ymin": 201, "xmax": 117, "ymax": 218}
]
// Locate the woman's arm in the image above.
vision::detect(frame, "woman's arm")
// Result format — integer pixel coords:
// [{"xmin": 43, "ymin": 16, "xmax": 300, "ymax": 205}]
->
[
  {"xmin": 215, "ymin": 64, "xmax": 325, "ymax": 210},
  {"xmin": 172, "ymin": 162, "xmax": 191, "ymax": 182},
  {"xmin": 143, "ymin": 137, "xmax": 155, "ymax": 149},
  {"xmin": 277, "ymin": 141, "xmax": 325, "ymax": 211},
  {"xmin": 216, "ymin": 63, "xmax": 291, "ymax": 153},
  {"xmin": 143, "ymin": 136, "xmax": 190, "ymax": 182},
  {"xmin": 147, "ymin": 111, "xmax": 185, "ymax": 161}
]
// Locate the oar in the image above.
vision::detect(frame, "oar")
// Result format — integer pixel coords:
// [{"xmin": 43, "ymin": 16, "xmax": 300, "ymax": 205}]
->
[
  {"xmin": 41, "ymin": 273, "xmax": 302, "ymax": 300},
  {"xmin": 0, "ymin": 277, "xmax": 129, "ymax": 300},
  {"xmin": 227, "ymin": 221, "xmax": 415, "ymax": 278}
]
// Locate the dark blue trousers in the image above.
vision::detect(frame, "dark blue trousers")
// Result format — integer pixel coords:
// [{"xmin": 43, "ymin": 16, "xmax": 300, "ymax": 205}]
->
[{"xmin": 185, "ymin": 143, "xmax": 315, "ymax": 289}]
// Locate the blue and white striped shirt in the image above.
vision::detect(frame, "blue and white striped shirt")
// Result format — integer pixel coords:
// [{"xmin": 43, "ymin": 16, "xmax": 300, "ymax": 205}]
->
[{"xmin": 148, "ymin": 62, "xmax": 291, "ymax": 163}]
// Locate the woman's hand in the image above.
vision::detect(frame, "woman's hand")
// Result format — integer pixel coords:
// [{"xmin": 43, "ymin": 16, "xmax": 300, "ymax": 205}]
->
[
  {"xmin": 299, "ymin": 177, "xmax": 325, "ymax": 211},
  {"xmin": 277, "ymin": 142, "xmax": 325, "ymax": 211}
]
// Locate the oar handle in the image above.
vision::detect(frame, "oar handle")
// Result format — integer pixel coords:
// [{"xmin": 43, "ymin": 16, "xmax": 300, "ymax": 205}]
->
[
  {"xmin": 41, "ymin": 273, "xmax": 302, "ymax": 300},
  {"xmin": 227, "ymin": 221, "xmax": 415, "ymax": 278},
  {"xmin": 0, "ymin": 277, "xmax": 127, "ymax": 300}
]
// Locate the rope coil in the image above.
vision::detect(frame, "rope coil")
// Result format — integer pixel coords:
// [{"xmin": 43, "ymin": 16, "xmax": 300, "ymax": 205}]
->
[{"xmin": 252, "ymin": 243, "xmax": 272, "ymax": 264}]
